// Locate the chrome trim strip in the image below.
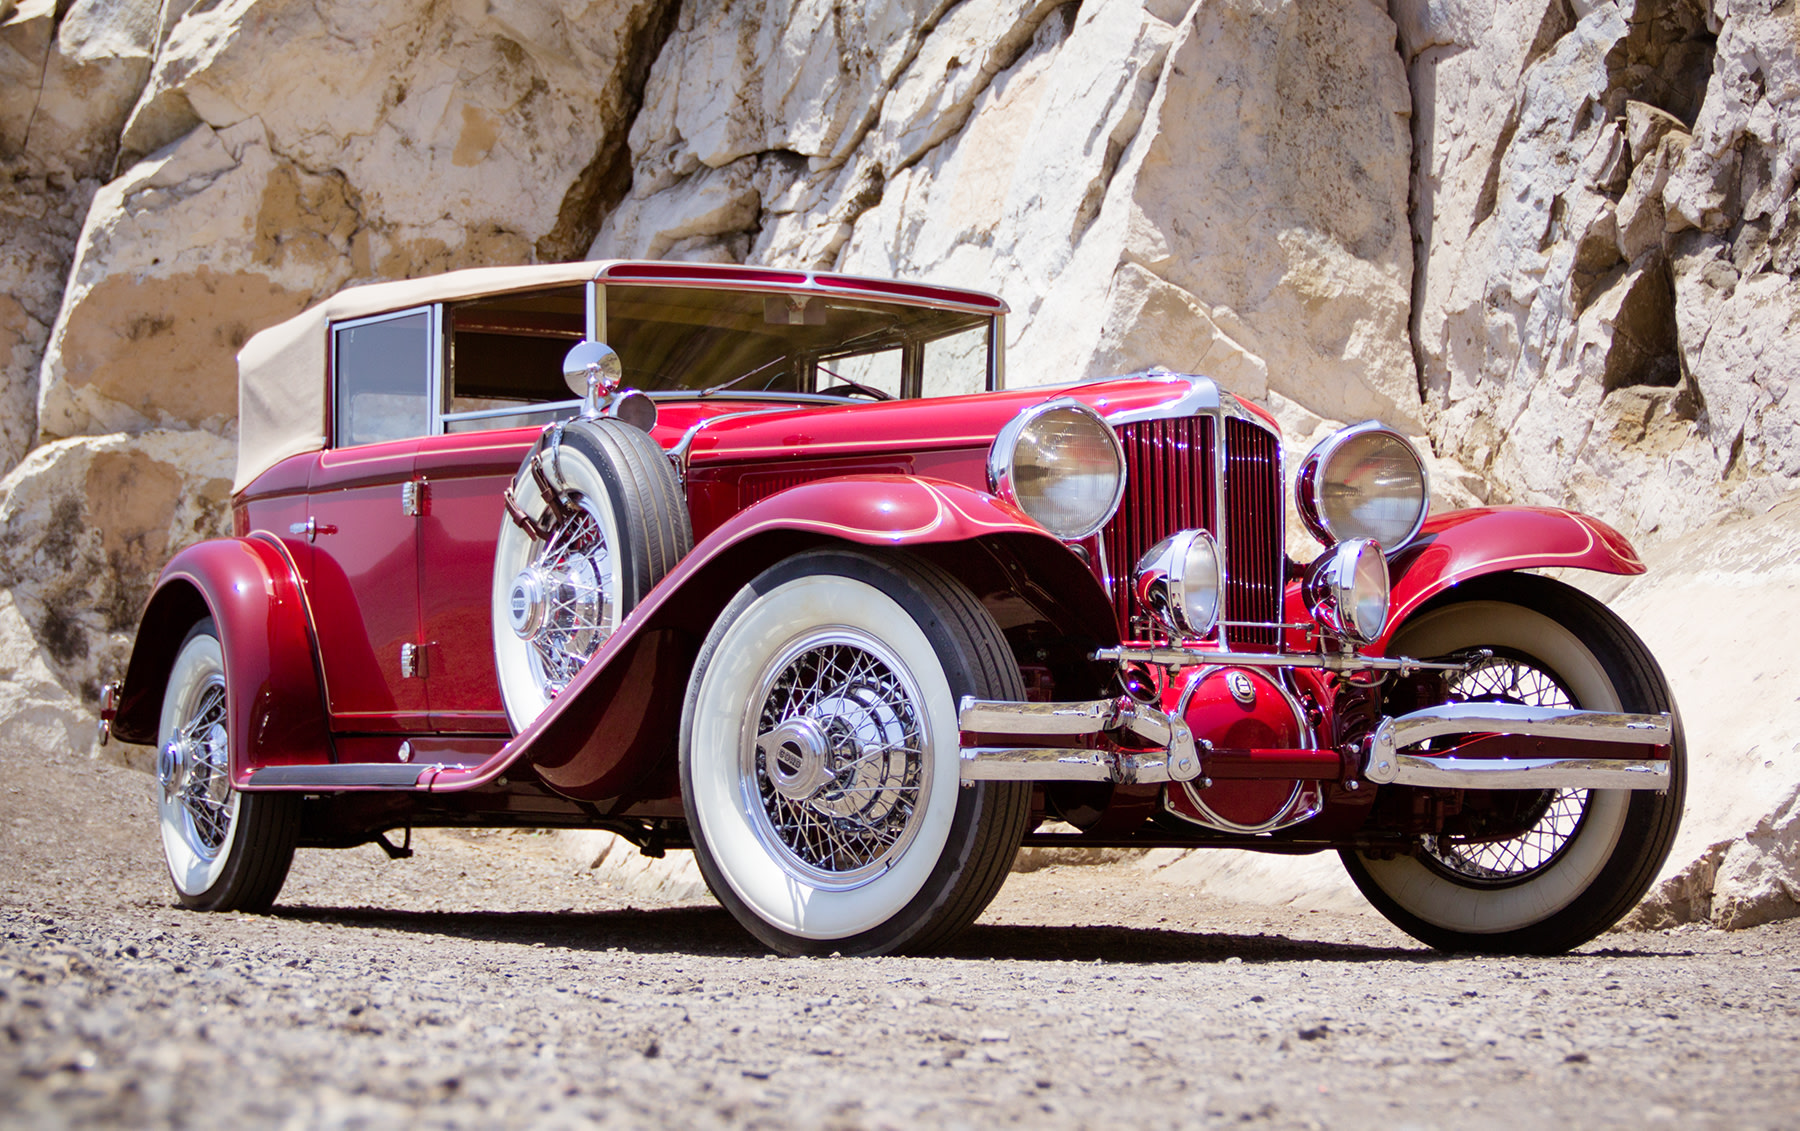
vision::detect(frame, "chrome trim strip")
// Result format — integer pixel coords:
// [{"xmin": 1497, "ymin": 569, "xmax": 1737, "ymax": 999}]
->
[
  {"xmin": 1101, "ymin": 372, "xmax": 1225, "ymax": 425},
  {"xmin": 959, "ymin": 697, "xmax": 1120, "ymax": 735},
  {"xmin": 958, "ymin": 748, "xmax": 1112, "ymax": 781},
  {"xmin": 956, "ymin": 696, "xmax": 1200, "ymax": 783},
  {"xmin": 1364, "ymin": 704, "xmax": 1674, "ymax": 788},
  {"xmin": 1376, "ymin": 755, "xmax": 1673, "ymax": 790},
  {"xmin": 957, "ymin": 747, "xmax": 1195, "ymax": 786},
  {"xmin": 1097, "ymin": 645, "xmax": 1469, "ymax": 674}
]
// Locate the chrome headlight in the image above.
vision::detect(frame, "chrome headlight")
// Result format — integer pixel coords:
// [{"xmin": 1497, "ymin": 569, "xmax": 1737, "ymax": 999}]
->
[
  {"xmin": 988, "ymin": 399, "xmax": 1126, "ymax": 540},
  {"xmin": 1303, "ymin": 539, "xmax": 1390, "ymax": 643},
  {"xmin": 1295, "ymin": 422, "xmax": 1429, "ymax": 552},
  {"xmin": 1133, "ymin": 529, "xmax": 1223, "ymax": 639}
]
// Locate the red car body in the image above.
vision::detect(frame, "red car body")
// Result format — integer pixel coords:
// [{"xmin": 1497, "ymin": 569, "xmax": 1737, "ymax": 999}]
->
[{"xmin": 105, "ymin": 261, "xmax": 1683, "ymax": 956}]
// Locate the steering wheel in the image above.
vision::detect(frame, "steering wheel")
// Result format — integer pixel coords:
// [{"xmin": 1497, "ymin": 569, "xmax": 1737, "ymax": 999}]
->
[{"xmin": 817, "ymin": 382, "xmax": 893, "ymax": 401}]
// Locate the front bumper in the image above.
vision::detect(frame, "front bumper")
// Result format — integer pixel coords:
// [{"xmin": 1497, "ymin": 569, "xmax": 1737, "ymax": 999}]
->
[{"xmin": 958, "ymin": 696, "xmax": 1674, "ymax": 792}]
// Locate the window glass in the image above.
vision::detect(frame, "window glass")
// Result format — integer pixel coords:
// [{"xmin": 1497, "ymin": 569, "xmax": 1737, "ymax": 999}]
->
[
  {"xmin": 922, "ymin": 322, "xmax": 990, "ymax": 398},
  {"xmin": 334, "ymin": 311, "xmax": 431, "ymax": 446},
  {"xmin": 602, "ymin": 286, "xmax": 992, "ymax": 399},
  {"xmin": 821, "ymin": 349, "xmax": 902, "ymax": 398}
]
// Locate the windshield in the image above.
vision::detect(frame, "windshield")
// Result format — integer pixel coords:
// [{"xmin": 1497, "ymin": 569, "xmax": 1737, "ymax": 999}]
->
[{"xmin": 604, "ymin": 285, "xmax": 994, "ymax": 400}]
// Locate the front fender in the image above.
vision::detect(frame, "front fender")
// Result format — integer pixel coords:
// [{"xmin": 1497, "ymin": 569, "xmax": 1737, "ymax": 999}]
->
[
  {"xmin": 112, "ymin": 534, "xmax": 331, "ymax": 782},
  {"xmin": 436, "ymin": 475, "xmax": 1114, "ymax": 800},
  {"xmin": 1372, "ymin": 506, "xmax": 1644, "ymax": 652}
]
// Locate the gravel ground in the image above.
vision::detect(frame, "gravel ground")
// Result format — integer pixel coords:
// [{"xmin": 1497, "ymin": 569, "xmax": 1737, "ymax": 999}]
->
[{"xmin": 3, "ymin": 738, "xmax": 1798, "ymax": 1129}]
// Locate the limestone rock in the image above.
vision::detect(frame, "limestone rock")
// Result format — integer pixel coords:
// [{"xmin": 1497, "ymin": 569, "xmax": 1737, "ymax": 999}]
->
[
  {"xmin": 1592, "ymin": 492, "xmax": 1800, "ymax": 929},
  {"xmin": 0, "ymin": 172, "xmax": 94, "ymax": 477},
  {"xmin": 0, "ymin": 587, "xmax": 92, "ymax": 758},
  {"xmin": 0, "ymin": 430, "xmax": 234, "ymax": 720},
  {"xmin": 38, "ymin": 0, "xmax": 677, "ymax": 444},
  {"xmin": 0, "ymin": 0, "xmax": 161, "ymax": 180},
  {"xmin": 556, "ymin": 831, "xmax": 711, "ymax": 903}
]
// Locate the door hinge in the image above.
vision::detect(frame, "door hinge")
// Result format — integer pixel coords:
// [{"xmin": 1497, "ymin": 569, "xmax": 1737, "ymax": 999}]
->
[
  {"xmin": 400, "ymin": 642, "xmax": 429, "ymax": 679},
  {"xmin": 401, "ymin": 479, "xmax": 426, "ymax": 516}
]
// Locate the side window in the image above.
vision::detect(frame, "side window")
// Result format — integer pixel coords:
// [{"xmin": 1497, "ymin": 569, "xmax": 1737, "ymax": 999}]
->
[{"xmin": 333, "ymin": 309, "xmax": 432, "ymax": 446}]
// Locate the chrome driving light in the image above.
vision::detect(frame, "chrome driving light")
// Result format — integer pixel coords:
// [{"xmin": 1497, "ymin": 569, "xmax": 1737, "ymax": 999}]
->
[
  {"xmin": 1295, "ymin": 422, "xmax": 1429, "ymax": 552},
  {"xmin": 988, "ymin": 399, "xmax": 1126, "ymax": 540},
  {"xmin": 1303, "ymin": 539, "xmax": 1390, "ymax": 643},
  {"xmin": 1133, "ymin": 530, "xmax": 1223, "ymax": 639}
]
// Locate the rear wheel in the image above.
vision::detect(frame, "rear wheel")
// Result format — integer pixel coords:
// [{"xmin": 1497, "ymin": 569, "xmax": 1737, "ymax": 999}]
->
[
  {"xmin": 1342, "ymin": 574, "xmax": 1684, "ymax": 953},
  {"xmin": 156, "ymin": 620, "xmax": 299, "ymax": 911},
  {"xmin": 492, "ymin": 418, "xmax": 691, "ymax": 730},
  {"xmin": 681, "ymin": 550, "xmax": 1031, "ymax": 955}
]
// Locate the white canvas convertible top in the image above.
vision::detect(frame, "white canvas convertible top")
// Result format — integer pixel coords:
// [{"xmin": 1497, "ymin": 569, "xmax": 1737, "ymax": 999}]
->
[
  {"xmin": 234, "ymin": 261, "xmax": 1009, "ymax": 493},
  {"xmin": 235, "ymin": 263, "xmax": 603, "ymax": 493}
]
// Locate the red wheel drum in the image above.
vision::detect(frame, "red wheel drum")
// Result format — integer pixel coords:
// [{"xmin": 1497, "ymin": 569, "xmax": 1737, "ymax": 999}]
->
[{"xmin": 1164, "ymin": 667, "xmax": 1320, "ymax": 834}]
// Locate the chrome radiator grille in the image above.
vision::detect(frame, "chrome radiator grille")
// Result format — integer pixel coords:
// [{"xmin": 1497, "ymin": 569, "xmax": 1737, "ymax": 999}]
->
[{"xmin": 1102, "ymin": 413, "xmax": 1284, "ymax": 649}]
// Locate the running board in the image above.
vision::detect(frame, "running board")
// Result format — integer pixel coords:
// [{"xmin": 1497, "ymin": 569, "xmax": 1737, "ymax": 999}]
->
[{"xmin": 248, "ymin": 764, "xmax": 430, "ymax": 789}]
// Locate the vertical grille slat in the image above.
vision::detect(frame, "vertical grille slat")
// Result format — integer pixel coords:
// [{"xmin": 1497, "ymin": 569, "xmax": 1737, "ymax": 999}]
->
[
  {"xmin": 1223, "ymin": 417, "xmax": 1283, "ymax": 650},
  {"xmin": 1102, "ymin": 413, "xmax": 1282, "ymax": 649}
]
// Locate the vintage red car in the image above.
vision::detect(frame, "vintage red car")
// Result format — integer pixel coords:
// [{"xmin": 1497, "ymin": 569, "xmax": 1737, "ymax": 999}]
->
[{"xmin": 100, "ymin": 261, "xmax": 1683, "ymax": 956}]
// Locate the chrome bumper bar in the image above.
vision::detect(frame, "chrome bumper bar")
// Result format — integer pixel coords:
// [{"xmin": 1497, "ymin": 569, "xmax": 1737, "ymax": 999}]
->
[
  {"xmin": 1363, "ymin": 703, "xmax": 1674, "ymax": 790},
  {"xmin": 958, "ymin": 696, "xmax": 1202, "ymax": 785},
  {"xmin": 959, "ymin": 696, "xmax": 1674, "ymax": 791}
]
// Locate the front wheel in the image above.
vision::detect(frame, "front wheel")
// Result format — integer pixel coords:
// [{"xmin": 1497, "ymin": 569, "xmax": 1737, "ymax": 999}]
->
[
  {"xmin": 156, "ymin": 620, "xmax": 300, "ymax": 911},
  {"xmin": 680, "ymin": 551, "xmax": 1031, "ymax": 955},
  {"xmin": 1342, "ymin": 574, "xmax": 1684, "ymax": 954}
]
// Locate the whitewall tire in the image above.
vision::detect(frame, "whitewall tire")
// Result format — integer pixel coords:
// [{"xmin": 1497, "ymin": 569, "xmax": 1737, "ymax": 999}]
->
[
  {"xmin": 681, "ymin": 551, "xmax": 1030, "ymax": 955},
  {"xmin": 156, "ymin": 620, "xmax": 299, "ymax": 911},
  {"xmin": 1342, "ymin": 575, "xmax": 1684, "ymax": 953}
]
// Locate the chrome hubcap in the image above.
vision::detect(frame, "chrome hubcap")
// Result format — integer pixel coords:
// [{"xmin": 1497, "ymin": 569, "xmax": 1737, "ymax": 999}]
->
[
  {"xmin": 521, "ymin": 497, "xmax": 614, "ymax": 694},
  {"xmin": 170, "ymin": 682, "xmax": 233, "ymax": 859},
  {"xmin": 744, "ymin": 634, "xmax": 929, "ymax": 889},
  {"xmin": 508, "ymin": 567, "xmax": 549, "ymax": 639}
]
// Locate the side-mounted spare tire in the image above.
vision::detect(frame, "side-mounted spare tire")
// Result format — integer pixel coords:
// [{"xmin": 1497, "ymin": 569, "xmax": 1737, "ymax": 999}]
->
[{"xmin": 491, "ymin": 418, "xmax": 692, "ymax": 731}]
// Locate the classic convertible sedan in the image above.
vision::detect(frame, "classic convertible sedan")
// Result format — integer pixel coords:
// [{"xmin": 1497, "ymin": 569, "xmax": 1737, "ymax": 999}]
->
[{"xmin": 101, "ymin": 261, "xmax": 1683, "ymax": 955}]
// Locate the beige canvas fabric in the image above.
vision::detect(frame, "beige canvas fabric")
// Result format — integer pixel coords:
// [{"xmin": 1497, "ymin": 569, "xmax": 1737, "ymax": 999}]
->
[{"xmin": 234, "ymin": 263, "xmax": 605, "ymax": 492}]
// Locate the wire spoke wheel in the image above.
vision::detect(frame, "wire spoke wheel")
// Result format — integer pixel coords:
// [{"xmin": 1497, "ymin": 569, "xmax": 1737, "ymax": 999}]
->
[
  {"xmin": 682, "ymin": 551, "xmax": 1031, "ymax": 955},
  {"xmin": 1340, "ymin": 575, "xmax": 1685, "ymax": 954},
  {"xmin": 522, "ymin": 497, "xmax": 615, "ymax": 695},
  {"xmin": 156, "ymin": 620, "xmax": 299, "ymax": 912},
  {"xmin": 492, "ymin": 419, "xmax": 692, "ymax": 732},
  {"xmin": 744, "ymin": 634, "xmax": 930, "ymax": 888},
  {"xmin": 1420, "ymin": 654, "xmax": 1590, "ymax": 887}
]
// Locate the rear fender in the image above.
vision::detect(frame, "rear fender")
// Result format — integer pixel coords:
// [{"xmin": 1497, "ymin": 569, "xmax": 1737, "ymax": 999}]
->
[
  {"xmin": 1372, "ymin": 506, "xmax": 1644, "ymax": 653},
  {"xmin": 446, "ymin": 475, "xmax": 1116, "ymax": 801},
  {"xmin": 112, "ymin": 534, "xmax": 331, "ymax": 783}
]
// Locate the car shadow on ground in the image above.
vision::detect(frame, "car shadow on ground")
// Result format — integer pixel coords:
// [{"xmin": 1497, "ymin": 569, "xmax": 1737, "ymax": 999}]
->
[{"xmin": 260, "ymin": 903, "xmax": 1678, "ymax": 964}]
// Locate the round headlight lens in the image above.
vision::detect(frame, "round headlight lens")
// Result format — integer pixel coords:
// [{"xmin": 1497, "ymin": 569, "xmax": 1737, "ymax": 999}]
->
[
  {"xmin": 1133, "ymin": 529, "xmax": 1222, "ymax": 639},
  {"xmin": 1303, "ymin": 538, "xmax": 1390, "ymax": 643},
  {"xmin": 1296, "ymin": 423, "xmax": 1428, "ymax": 552},
  {"xmin": 989, "ymin": 400, "xmax": 1126, "ymax": 539}
]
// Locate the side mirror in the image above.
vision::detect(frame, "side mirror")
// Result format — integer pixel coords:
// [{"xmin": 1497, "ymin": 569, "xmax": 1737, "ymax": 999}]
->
[
  {"xmin": 563, "ymin": 340, "xmax": 623, "ymax": 400},
  {"xmin": 562, "ymin": 340, "xmax": 655, "ymax": 432}
]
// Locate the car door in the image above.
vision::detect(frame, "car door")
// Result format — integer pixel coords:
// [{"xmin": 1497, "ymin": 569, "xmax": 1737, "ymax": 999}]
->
[
  {"xmin": 304, "ymin": 308, "xmax": 434, "ymax": 734},
  {"xmin": 414, "ymin": 430, "xmax": 537, "ymax": 734}
]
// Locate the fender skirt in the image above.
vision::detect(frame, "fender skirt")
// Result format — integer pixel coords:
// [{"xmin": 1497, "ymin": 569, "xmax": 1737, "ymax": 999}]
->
[
  {"xmin": 421, "ymin": 474, "xmax": 1111, "ymax": 800},
  {"xmin": 112, "ymin": 534, "xmax": 332, "ymax": 784},
  {"xmin": 1371, "ymin": 506, "xmax": 1645, "ymax": 653}
]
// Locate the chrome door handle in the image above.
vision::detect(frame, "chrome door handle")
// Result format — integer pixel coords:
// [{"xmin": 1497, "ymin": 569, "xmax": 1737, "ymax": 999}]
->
[{"xmin": 287, "ymin": 518, "xmax": 336, "ymax": 542}]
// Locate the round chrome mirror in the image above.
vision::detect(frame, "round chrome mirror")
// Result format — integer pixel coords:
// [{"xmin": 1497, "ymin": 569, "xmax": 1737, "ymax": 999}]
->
[{"xmin": 563, "ymin": 340, "xmax": 623, "ymax": 399}]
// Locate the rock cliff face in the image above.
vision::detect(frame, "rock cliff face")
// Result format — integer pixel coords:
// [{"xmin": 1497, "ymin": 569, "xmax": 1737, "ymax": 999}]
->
[{"xmin": 1, "ymin": 0, "xmax": 1795, "ymax": 925}]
